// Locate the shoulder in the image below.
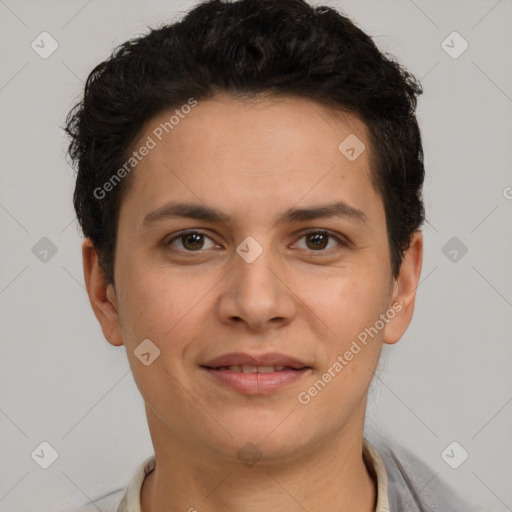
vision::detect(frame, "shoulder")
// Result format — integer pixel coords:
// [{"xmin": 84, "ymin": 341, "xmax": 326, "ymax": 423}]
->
[
  {"xmin": 366, "ymin": 432, "xmax": 485, "ymax": 512},
  {"xmin": 73, "ymin": 454, "xmax": 155, "ymax": 512},
  {"xmin": 74, "ymin": 487, "xmax": 126, "ymax": 512}
]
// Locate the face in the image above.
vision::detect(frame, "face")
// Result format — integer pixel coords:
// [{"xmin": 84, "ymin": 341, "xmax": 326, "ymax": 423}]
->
[{"xmin": 84, "ymin": 94, "xmax": 422, "ymax": 463}]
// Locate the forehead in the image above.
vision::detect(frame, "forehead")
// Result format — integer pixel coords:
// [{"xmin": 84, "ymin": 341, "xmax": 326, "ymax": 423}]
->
[
  {"xmin": 119, "ymin": 94, "xmax": 383, "ymax": 229},
  {"xmin": 141, "ymin": 94, "xmax": 371, "ymax": 170}
]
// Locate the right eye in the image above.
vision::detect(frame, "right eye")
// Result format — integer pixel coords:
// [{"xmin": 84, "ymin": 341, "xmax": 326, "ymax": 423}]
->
[{"xmin": 166, "ymin": 230, "xmax": 219, "ymax": 252}]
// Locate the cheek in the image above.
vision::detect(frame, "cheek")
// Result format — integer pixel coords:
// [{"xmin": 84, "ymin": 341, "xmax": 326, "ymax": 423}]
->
[
  {"xmin": 116, "ymin": 262, "xmax": 220, "ymax": 355},
  {"xmin": 115, "ymin": 268, "xmax": 180, "ymax": 343},
  {"xmin": 116, "ymin": 271, "xmax": 201, "ymax": 396},
  {"xmin": 307, "ymin": 268, "xmax": 391, "ymax": 344},
  {"xmin": 303, "ymin": 275, "xmax": 388, "ymax": 407}
]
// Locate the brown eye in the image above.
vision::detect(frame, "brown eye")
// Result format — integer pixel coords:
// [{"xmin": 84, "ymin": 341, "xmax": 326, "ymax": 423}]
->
[
  {"xmin": 182, "ymin": 233, "xmax": 204, "ymax": 250},
  {"xmin": 305, "ymin": 232, "xmax": 329, "ymax": 250},
  {"xmin": 294, "ymin": 230, "xmax": 344, "ymax": 252},
  {"xmin": 167, "ymin": 231, "xmax": 217, "ymax": 251}
]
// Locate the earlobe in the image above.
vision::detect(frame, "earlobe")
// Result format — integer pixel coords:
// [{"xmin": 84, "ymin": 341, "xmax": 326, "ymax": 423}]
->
[
  {"xmin": 383, "ymin": 230, "xmax": 423, "ymax": 345},
  {"xmin": 82, "ymin": 239, "xmax": 125, "ymax": 347}
]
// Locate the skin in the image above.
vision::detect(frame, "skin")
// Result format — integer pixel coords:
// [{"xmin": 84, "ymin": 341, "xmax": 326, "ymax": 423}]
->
[{"xmin": 83, "ymin": 93, "xmax": 423, "ymax": 512}]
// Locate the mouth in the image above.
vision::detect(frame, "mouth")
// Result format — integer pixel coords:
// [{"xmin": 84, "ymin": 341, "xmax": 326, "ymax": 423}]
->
[
  {"xmin": 206, "ymin": 364, "xmax": 303, "ymax": 373},
  {"xmin": 200, "ymin": 352, "xmax": 312, "ymax": 395}
]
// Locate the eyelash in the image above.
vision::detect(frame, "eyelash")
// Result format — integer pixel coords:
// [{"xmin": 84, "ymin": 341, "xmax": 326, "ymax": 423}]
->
[{"xmin": 165, "ymin": 229, "xmax": 348, "ymax": 254}]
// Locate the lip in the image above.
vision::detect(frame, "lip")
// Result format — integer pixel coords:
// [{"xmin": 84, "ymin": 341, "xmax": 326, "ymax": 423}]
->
[
  {"xmin": 200, "ymin": 352, "xmax": 312, "ymax": 395},
  {"xmin": 202, "ymin": 352, "xmax": 310, "ymax": 369}
]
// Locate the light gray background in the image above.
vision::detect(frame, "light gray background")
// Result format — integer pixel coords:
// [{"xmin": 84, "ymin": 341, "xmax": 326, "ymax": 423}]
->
[{"xmin": 0, "ymin": 0, "xmax": 511, "ymax": 511}]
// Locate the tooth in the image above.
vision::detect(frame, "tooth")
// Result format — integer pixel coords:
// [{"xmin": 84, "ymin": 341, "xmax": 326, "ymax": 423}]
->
[
  {"xmin": 274, "ymin": 365, "xmax": 285, "ymax": 371},
  {"xmin": 227, "ymin": 365, "xmax": 242, "ymax": 372},
  {"xmin": 258, "ymin": 366, "xmax": 275, "ymax": 373},
  {"xmin": 242, "ymin": 365, "xmax": 258, "ymax": 373}
]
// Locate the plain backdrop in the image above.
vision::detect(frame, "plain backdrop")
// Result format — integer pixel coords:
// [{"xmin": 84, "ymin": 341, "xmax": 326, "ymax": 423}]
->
[{"xmin": 0, "ymin": 0, "xmax": 511, "ymax": 511}]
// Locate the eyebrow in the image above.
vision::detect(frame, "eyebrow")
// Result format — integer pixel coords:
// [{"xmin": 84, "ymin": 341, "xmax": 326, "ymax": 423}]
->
[{"xmin": 142, "ymin": 200, "xmax": 368, "ymax": 226}]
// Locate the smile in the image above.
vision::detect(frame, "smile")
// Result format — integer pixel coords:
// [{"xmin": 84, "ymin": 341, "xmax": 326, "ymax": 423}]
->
[{"xmin": 201, "ymin": 365, "xmax": 311, "ymax": 394}]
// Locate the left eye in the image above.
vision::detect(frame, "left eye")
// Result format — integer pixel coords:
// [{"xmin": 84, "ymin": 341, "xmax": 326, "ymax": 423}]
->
[
  {"xmin": 167, "ymin": 231, "xmax": 217, "ymax": 251},
  {"xmin": 294, "ymin": 230, "xmax": 343, "ymax": 251}
]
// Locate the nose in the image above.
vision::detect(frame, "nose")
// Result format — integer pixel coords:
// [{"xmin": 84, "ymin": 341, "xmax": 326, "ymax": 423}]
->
[{"xmin": 216, "ymin": 238, "xmax": 297, "ymax": 332}]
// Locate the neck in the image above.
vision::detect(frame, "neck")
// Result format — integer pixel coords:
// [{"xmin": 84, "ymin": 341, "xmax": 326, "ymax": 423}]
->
[{"xmin": 141, "ymin": 414, "xmax": 377, "ymax": 512}]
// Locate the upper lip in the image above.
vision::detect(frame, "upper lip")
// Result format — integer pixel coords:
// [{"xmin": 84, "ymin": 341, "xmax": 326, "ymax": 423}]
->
[{"xmin": 202, "ymin": 352, "xmax": 311, "ymax": 369}]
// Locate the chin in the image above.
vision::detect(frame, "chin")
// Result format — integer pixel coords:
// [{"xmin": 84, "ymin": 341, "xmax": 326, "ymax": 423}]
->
[{"xmin": 212, "ymin": 414, "xmax": 307, "ymax": 460}]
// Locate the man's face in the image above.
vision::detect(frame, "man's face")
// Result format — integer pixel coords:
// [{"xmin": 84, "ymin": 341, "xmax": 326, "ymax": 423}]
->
[{"xmin": 87, "ymin": 94, "xmax": 421, "ymax": 461}]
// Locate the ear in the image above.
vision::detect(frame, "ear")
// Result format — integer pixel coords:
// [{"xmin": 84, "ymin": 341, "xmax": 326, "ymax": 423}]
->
[
  {"xmin": 82, "ymin": 238, "xmax": 124, "ymax": 347},
  {"xmin": 383, "ymin": 230, "xmax": 423, "ymax": 345}
]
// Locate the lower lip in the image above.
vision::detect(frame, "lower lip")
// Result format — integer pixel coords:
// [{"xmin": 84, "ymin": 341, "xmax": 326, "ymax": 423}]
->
[{"xmin": 201, "ymin": 367, "xmax": 310, "ymax": 394}]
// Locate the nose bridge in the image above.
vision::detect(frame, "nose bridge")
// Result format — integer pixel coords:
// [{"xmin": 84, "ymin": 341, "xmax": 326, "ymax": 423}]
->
[
  {"xmin": 237, "ymin": 249, "xmax": 278, "ymax": 298},
  {"xmin": 235, "ymin": 236, "xmax": 282, "ymax": 304},
  {"xmin": 219, "ymin": 235, "xmax": 295, "ymax": 328}
]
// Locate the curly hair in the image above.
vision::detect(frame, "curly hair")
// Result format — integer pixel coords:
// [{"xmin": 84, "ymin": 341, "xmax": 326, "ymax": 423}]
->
[{"xmin": 65, "ymin": 0, "xmax": 425, "ymax": 284}]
